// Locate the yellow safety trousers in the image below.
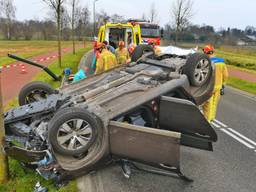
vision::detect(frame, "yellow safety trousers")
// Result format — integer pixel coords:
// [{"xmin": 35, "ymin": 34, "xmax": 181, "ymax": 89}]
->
[
  {"xmin": 203, "ymin": 62, "xmax": 228, "ymax": 122},
  {"xmin": 203, "ymin": 90, "xmax": 220, "ymax": 122}
]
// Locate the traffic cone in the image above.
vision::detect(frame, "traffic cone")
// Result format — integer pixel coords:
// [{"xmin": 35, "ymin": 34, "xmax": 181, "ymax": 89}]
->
[{"xmin": 21, "ymin": 64, "xmax": 26, "ymax": 74}]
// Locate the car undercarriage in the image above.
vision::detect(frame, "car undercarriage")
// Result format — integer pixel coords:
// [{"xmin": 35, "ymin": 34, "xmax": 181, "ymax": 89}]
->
[{"xmin": 4, "ymin": 49, "xmax": 217, "ymax": 184}]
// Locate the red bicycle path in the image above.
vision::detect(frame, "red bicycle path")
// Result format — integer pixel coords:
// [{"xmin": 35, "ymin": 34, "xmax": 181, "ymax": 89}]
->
[
  {"xmin": 227, "ymin": 66, "xmax": 256, "ymax": 83},
  {"xmin": 0, "ymin": 46, "xmax": 81, "ymax": 106}
]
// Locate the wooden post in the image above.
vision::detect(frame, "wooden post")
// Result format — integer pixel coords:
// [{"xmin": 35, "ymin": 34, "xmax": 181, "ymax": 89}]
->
[{"xmin": 0, "ymin": 70, "xmax": 9, "ymax": 183}]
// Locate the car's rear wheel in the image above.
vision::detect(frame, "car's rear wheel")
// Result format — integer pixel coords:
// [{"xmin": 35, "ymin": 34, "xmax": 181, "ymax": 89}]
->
[
  {"xmin": 48, "ymin": 107, "xmax": 100, "ymax": 156},
  {"xmin": 18, "ymin": 81, "xmax": 57, "ymax": 106},
  {"xmin": 183, "ymin": 53, "xmax": 212, "ymax": 87}
]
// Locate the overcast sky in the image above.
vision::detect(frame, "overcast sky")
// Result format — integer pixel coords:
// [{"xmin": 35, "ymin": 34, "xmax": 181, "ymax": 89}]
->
[{"xmin": 14, "ymin": 0, "xmax": 256, "ymax": 30}]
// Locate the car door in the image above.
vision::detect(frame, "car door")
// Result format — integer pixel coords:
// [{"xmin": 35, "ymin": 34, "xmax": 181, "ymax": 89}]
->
[{"xmin": 158, "ymin": 96, "xmax": 217, "ymax": 151}]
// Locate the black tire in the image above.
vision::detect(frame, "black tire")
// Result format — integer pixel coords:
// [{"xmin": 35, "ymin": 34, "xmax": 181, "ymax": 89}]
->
[
  {"xmin": 183, "ymin": 53, "xmax": 212, "ymax": 87},
  {"xmin": 48, "ymin": 107, "xmax": 100, "ymax": 156},
  {"xmin": 131, "ymin": 44, "xmax": 155, "ymax": 62},
  {"xmin": 18, "ymin": 81, "xmax": 57, "ymax": 106}
]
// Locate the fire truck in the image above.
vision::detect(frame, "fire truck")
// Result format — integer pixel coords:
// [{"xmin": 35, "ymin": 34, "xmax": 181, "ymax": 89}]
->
[{"xmin": 128, "ymin": 19, "xmax": 162, "ymax": 45}]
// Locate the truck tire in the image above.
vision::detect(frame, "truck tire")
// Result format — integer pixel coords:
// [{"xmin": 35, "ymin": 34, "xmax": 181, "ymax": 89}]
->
[
  {"xmin": 48, "ymin": 107, "xmax": 100, "ymax": 156},
  {"xmin": 183, "ymin": 53, "xmax": 212, "ymax": 87},
  {"xmin": 131, "ymin": 44, "xmax": 155, "ymax": 62},
  {"xmin": 18, "ymin": 81, "xmax": 57, "ymax": 106}
]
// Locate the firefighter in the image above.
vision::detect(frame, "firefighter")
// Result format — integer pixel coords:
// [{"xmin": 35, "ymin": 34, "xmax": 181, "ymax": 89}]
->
[
  {"xmin": 95, "ymin": 42, "xmax": 118, "ymax": 74},
  {"xmin": 202, "ymin": 44, "xmax": 229, "ymax": 122},
  {"xmin": 115, "ymin": 41, "xmax": 131, "ymax": 65},
  {"xmin": 103, "ymin": 40, "xmax": 115, "ymax": 54},
  {"xmin": 149, "ymin": 41, "xmax": 161, "ymax": 55}
]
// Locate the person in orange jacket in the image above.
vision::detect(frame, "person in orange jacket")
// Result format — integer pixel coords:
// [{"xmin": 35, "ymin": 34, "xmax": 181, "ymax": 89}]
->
[
  {"xmin": 94, "ymin": 42, "xmax": 118, "ymax": 74},
  {"xmin": 202, "ymin": 44, "xmax": 229, "ymax": 122}
]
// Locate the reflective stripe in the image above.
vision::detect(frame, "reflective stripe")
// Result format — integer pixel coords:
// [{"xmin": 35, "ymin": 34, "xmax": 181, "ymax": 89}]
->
[{"xmin": 211, "ymin": 57, "xmax": 225, "ymax": 63}]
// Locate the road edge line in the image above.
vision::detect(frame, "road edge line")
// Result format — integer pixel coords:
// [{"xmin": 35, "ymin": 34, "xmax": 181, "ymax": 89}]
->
[
  {"xmin": 227, "ymin": 128, "xmax": 256, "ymax": 147},
  {"xmin": 220, "ymin": 128, "xmax": 255, "ymax": 149}
]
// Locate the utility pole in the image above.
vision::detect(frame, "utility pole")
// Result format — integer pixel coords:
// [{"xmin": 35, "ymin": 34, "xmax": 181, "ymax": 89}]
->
[
  {"xmin": 0, "ymin": 71, "xmax": 9, "ymax": 183},
  {"xmin": 93, "ymin": 0, "xmax": 99, "ymax": 38}
]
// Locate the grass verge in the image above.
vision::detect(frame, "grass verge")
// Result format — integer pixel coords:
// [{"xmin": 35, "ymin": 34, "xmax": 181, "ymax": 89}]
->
[
  {"xmin": 227, "ymin": 77, "xmax": 256, "ymax": 95},
  {"xmin": 0, "ymin": 41, "xmax": 83, "ymax": 66},
  {"xmin": 227, "ymin": 65, "xmax": 256, "ymax": 75},
  {"xmin": 0, "ymin": 45, "xmax": 92, "ymax": 192}
]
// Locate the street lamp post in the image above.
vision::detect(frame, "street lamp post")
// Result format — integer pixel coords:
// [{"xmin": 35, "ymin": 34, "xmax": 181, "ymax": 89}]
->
[{"xmin": 93, "ymin": 0, "xmax": 99, "ymax": 38}]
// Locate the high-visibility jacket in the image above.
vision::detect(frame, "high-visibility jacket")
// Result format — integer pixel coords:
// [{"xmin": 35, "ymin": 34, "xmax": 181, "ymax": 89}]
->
[
  {"xmin": 95, "ymin": 49, "xmax": 117, "ymax": 74},
  {"xmin": 115, "ymin": 48, "xmax": 130, "ymax": 65},
  {"xmin": 211, "ymin": 57, "xmax": 229, "ymax": 91}
]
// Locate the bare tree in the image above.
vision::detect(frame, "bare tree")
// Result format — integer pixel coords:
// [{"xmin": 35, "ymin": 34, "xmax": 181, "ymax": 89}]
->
[
  {"xmin": 0, "ymin": 0, "xmax": 16, "ymax": 40},
  {"xmin": 149, "ymin": 3, "xmax": 157, "ymax": 23},
  {"xmin": 141, "ymin": 13, "xmax": 147, "ymax": 21},
  {"xmin": 76, "ymin": 6, "xmax": 90, "ymax": 40},
  {"xmin": 96, "ymin": 10, "xmax": 110, "ymax": 28},
  {"xmin": 171, "ymin": 0, "xmax": 193, "ymax": 45},
  {"xmin": 110, "ymin": 14, "xmax": 124, "ymax": 23},
  {"xmin": 43, "ymin": 0, "xmax": 65, "ymax": 67},
  {"xmin": 69, "ymin": 0, "xmax": 81, "ymax": 54}
]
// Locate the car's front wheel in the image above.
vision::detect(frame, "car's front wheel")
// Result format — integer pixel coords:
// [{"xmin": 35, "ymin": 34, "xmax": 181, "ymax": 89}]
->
[{"xmin": 48, "ymin": 107, "xmax": 100, "ymax": 156}]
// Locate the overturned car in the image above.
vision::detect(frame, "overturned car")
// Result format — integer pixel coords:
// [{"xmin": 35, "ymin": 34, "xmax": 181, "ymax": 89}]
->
[{"xmin": 4, "ymin": 47, "xmax": 217, "ymax": 184}]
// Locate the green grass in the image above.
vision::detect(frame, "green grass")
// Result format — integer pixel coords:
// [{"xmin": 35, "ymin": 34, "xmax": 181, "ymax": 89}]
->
[
  {"xmin": 0, "ymin": 41, "xmax": 82, "ymax": 66},
  {"xmin": 216, "ymin": 49, "xmax": 256, "ymax": 70},
  {"xmin": 227, "ymin": 77, "xmax": 256, "ymax": 95},
  {"xmin": 0, "ymin": 45, "xmax": 92, "ymax": 192},
  {"xmin": 33, "ymin": 46, "xmax": 90, "ymax": 89},
  {"xmin": 0, "ymin": 159, "xmax": 77, "ymax": 192}
]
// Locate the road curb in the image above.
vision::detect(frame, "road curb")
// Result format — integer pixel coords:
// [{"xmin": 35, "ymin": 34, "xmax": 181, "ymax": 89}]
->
[{"xmin": 226, "ymin": 86, "xmax": 256, "ymax": 100}]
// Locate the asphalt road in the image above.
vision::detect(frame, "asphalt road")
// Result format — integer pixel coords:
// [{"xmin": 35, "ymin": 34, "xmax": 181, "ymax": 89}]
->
[{"xmin": 77, "ymin": 87, "xmax": 256, "ymax": 192}]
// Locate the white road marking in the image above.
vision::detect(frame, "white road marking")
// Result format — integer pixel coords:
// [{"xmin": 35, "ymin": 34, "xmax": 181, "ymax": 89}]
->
[
  {"xmin": 220, "ymin": 128, "xmax": 255, "ymax": 149},
  {"xmin": 213, "ymin": 119, "xmax": 227, "ymax": 127},
  {"xmin": 227, "ymin": 128, "xmax": 256, "ymax": 147},
  {"xmin": 211, "ymin": 121, "xmax": 220, "ymax": 128}
]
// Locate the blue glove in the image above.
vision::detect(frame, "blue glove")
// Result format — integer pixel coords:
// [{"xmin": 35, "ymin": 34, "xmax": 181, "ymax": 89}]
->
[{"xmin": 73, "ymin": 69, "xmax": 87, "ymax": 82}]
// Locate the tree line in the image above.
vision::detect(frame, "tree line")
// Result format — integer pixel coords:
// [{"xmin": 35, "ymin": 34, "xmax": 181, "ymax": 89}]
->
[
  {"xmin": 0, "ymin": 0, "xmax": 256, "ymax": 45},
  {"xmin": 0, "ymin": 0, "xmax": 91, "ymax": 41}
]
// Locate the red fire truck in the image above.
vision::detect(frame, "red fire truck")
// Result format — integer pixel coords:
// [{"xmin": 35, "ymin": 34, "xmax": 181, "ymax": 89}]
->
[{"xmin": 128, "ymin": 19, "xmax": 162, "ymax": 45}]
